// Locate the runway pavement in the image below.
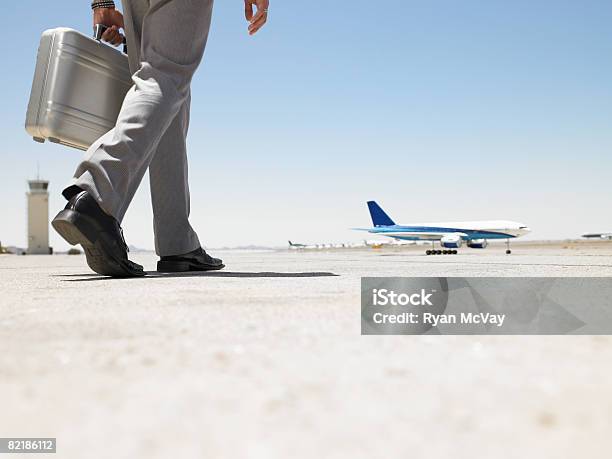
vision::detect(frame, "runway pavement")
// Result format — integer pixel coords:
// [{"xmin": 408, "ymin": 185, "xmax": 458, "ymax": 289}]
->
[{"xmin": 1, "ymin": 244, "xmax": 612, "ymax": 458}]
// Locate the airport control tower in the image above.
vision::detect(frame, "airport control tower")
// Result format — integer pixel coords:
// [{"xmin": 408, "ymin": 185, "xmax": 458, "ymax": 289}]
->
[{"xmin": 27, "ymin": 179, "xmax": 51, "ymax": 255}]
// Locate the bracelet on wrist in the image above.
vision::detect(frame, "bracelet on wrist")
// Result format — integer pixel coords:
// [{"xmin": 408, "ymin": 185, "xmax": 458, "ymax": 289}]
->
[{"xmin": 91, "ymin": 1, "xmax": 116, "ymax": 10}]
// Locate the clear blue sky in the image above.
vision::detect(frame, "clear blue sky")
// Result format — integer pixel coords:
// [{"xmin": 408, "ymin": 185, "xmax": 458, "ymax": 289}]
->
[{"xmin": 1, "ymin": 0, "xmax": 611, "ymax": 249}]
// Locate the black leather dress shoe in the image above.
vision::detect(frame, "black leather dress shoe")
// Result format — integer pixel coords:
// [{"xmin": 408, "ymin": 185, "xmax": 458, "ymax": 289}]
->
[
  {"xmin": 52, "ymin": 191, "xmax": 145, "ymax": 277},
  {"xmin": 157, "ymin": 247, "xmax": 224, "ymax": 272}
]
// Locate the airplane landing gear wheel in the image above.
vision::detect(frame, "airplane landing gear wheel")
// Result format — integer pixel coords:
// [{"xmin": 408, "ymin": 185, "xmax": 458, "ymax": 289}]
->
[
  {"xmin": 506, "ymin": 249, "xmax": 512, "ymax": 254},
  {"xmin": 426, "ymin": 250, "xmax": 432, "ymax": 255}
]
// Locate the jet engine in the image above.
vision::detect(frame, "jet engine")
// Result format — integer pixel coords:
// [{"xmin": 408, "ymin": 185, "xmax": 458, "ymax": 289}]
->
[
  {"xmin": 467, "ymin": 239, "xmax": 488, "ymax": 249},
  {"xmin": 440, "ymin": 234, "xmax": 463, "ymax": 249}
]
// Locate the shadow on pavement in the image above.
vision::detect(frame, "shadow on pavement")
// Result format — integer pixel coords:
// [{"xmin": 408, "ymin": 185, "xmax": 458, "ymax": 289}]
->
[{"xmin": 58, "ymin": 271, "xmax": 339, "ymax": 281}]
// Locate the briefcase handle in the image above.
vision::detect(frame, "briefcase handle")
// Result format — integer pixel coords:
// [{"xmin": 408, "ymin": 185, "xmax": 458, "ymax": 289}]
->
[{"xmin": 94, "ymin": 24, "xmax": 128, "ymax": 55}]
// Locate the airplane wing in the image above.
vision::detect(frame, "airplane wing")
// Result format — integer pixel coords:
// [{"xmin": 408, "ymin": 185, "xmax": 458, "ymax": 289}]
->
[
  {"xmin": 351, "ymin": 228, "xmax": 469, "ymax": 241},
  {"xmin": 382, "ymin": 232, "xmax": 468, "ymax": 241}
]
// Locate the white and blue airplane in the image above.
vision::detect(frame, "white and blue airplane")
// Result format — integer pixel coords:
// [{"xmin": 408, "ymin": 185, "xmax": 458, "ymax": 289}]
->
[{"xmin": 355, "ymin": 201, "xmax": 531, "ymax": 255}]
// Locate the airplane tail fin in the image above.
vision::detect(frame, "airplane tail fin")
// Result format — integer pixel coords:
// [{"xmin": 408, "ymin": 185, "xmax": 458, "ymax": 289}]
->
[{"xmin": 367, "ymin": 201, "xmax": 395, "ymax": 227}]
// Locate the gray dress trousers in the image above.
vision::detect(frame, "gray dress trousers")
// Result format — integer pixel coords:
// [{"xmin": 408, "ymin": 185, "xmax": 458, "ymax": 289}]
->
[{"xmin": 67, "ymin": 0, "xmax": 214, "ymax": 256}]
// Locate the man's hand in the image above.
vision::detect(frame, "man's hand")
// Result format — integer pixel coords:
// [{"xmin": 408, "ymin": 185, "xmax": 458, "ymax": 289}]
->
[
  {"xmin": 244, "ymin": 0, "xmax": 269, "ymax": 35},
  {"xmin": 93, "ymin": 7, "xmax": 125, "ymax": 46}
]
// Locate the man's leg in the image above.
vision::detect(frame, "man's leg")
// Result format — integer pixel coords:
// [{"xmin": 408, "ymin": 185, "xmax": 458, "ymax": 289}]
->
[
  {"xmin": 150, "ymin": 97, "xmax": 223, "ymax": 271},
  {"xmin": 148, "ymin": 92, "xmax": 201, "ymax": 257},
  {"xmin": 66, "ymin": 0, "xmax": 214, "ymax": 223},
  {"xmin": 51, "ymin": 0, "xmax": 152, "ymax": 277}
]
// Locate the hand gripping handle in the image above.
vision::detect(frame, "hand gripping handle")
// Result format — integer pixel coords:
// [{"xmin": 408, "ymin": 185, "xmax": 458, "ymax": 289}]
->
[{"xmin": 94, "ymin": 24, "xmax": 127, "ymax": 54}]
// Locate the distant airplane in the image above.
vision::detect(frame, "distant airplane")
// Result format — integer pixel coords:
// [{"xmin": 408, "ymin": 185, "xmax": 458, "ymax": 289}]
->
[
  {"xmin": 354, "ymin": 201, "xmax": 531, "ymax": 255},
  {"xmin": 288, "ymin": 240, "xmax": 308, "ymax": 248},
  {"xmin": 582, "ymin": 233, "xmax": 612, "ymax": 240}
]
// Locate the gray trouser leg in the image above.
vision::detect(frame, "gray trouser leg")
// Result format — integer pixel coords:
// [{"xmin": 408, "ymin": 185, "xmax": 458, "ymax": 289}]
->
[
  {"xmin": 149, "ymin": 93, "xmax": 200, "ymax": 256},
  {"xmin": 67, "ymin": 0, "xmax": 213, "ymax": 256}
]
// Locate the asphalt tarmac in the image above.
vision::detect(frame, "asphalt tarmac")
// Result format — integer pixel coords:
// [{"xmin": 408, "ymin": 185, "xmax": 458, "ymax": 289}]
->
[{"xmin": 1, "ymin": 243, "xmax": 611, "ymax": 458}]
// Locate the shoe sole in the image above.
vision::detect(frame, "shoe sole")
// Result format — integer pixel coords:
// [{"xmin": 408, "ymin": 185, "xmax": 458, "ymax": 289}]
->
[
  {"xmin": 157, "ymin": 260, "xmax": 226, "ymax": 273},
  {"xmin": 52, "ymin": 209, "xmax": 145, "ymax": 278}
]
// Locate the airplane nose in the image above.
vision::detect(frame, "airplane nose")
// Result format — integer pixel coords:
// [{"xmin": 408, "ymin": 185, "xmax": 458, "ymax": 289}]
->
[{"xmin": 519, "ymin": 226, "xmax": 531, "ymax": 233}]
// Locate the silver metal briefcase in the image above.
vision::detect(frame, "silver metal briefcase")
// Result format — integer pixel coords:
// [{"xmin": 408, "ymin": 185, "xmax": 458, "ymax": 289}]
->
[{"xmin": 25, "ymin": 27, "xmax": 132, "ymax": 151}]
